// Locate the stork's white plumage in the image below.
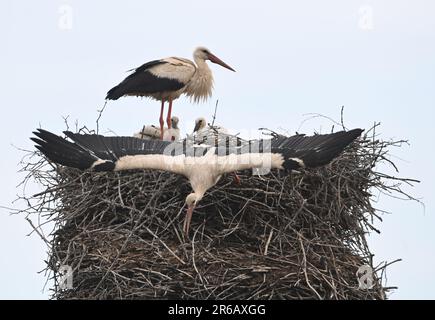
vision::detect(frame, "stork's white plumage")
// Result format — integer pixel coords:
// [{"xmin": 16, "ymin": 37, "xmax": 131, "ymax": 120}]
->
[
  {"xmin": 191, "ymin": 116, "xmax": 234, "ymax": 149},
  {"xmin": 193, "ymin": 117, "xmax": 229, "ymax": 135},
  {"xmin": 190, "ymin": 117, "xmax": 241, "ymax": 184},
  {"xmin": 32, "ymin": 128, "xmax": 363, "ymax": 236},
  {"xmin": 106, "ymin": 47, "xmax": 235, "ymax": 139},
  {"xmin": 134, "ymin": 116, "xmax": 180, "ymax": 141}
]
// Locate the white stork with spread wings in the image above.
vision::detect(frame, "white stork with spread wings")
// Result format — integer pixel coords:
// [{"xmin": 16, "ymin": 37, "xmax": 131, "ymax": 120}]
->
[
  {"xmin": 32, "ymin": 128, "xmax": 363, "ymax": 236},
  {"xmin": 106, "ymin": 47, "xmax": 235, "ymax": 139}
]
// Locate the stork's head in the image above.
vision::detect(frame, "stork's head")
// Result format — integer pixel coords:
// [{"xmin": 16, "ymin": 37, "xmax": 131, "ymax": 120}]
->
[
  {"xmin": 183, "ymin": 192, "xmax": 204, "ymax": 236},
  {"xmin": 171, "ymin": 116, "xmax": 179, "ymax": 129},
  {"xmin": 186, "ymin": 192, "xmax": 202, "ymax": 209},
  {"xmin": 194, "ymin": 47, "xmax": 236, "ymax": 72},
  {"xmin": 193, "ymin": 117, "xmax": 207, "ymax": 132}
]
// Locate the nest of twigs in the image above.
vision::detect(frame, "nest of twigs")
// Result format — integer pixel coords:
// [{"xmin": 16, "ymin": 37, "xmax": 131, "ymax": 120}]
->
[{"xmin": 18, "ymin": 123, "xmax": 418, "ymax": 300}]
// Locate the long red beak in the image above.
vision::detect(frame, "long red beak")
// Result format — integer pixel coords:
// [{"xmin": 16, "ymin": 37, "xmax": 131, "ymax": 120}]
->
[
  {"xmin": 208, "ymin": 53, "xmax": 236, "ymax": 72},
  {"xmin": 183, "ymin": 205, "xmax": 195, "ymax": 237}
]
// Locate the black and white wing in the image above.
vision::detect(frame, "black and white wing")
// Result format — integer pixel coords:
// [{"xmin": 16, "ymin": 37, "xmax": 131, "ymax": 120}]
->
[
  {"xmin": 215, "ymin": 129, "xmax": 364, "ymax": 174},
  {"xmin": 31, "ymin": 129, "xmax": 188, "ymax": 175},
  {"xmin": 106, "ymin": 58, "xmax": 196, "ymax": 100},
  {"xmin": 270, "ymin": 129, "xmax": 364, "ymax": 170},
  {"xmin": 31, "ymin": 128, "xmax": 363, "ymax": 177}
]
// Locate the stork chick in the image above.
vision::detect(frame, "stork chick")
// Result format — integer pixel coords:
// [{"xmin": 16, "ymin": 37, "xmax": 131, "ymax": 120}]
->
[
  {"xmin": 193, "ymin": 117, "xmax": 228, "ymax": 135},
  {"xmin": 193, "ymin": 117, "xmax": 240, "ymax": 184},
  {"xmin": 134, "ymin": 116, "xmax": 180, "ymax": 142}
]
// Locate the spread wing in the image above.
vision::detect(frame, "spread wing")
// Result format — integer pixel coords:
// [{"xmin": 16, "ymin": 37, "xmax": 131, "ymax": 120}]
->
[
  {"xmin": 31, "ymin": 128, "xmax": 363, "ymax": 177},
  {"xmin": 215, "ymin": 129, "xmax": 364, "ymax": 174}
]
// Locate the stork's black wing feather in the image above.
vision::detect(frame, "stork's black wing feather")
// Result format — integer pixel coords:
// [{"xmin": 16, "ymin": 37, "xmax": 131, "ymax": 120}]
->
[
  {"xmin": 31, "ymin": 129, "xmax": 98, "ymax": 170},
  {"xmin": 271, "ymin": 129, "xmax": 364, "ymax": 170},
  {"xmin": 194, "ymin": 129, "xmax": 363, "ymax": 165},
  {"xmin": 132, "ymin": 60, "xmax": 166, "ymax": 73},
  {"xmin": 32, "ymin": 129, "xmax": 182, "ymax": 171},
  {"xmin": 63, "ymin": 131, "xmax": 177, "ymax": 160},
  {"xmin": 106, "ymin": 60, "xmax": 185, "ymax": 100}
]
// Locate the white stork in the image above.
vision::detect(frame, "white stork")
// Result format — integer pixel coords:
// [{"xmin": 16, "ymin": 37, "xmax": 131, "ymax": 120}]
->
[
  {"xmin": 193, "ymin": 117, "xmax": 229, "ymax": 135},
  {"xmin": 32, "ymin": 128, "xmax": 363, "ymax": 236},
  {"xmin": 134, "ymin": 116, "xmax": 180, "ymax": 141},
  {"xmin": 106, "ymin": 47, "xmax": 235, "ymax": 139},
  {"xmin": 191, "ymin": 116, "xmax": 233, "ymax": 148}
]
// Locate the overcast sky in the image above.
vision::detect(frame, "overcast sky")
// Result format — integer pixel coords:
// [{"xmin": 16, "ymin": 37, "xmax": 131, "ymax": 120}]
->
[{"xmin": 1, "ymin": 0, "xmax": 434, "ymax": 299}]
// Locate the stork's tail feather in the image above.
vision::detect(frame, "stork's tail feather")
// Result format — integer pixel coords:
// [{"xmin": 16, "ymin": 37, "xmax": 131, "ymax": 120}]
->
[
  {"xmin": 281, "ymin": 128, "xmax": 363, "ymax": 171},
  {"xmin": 31, "ymin": 129, "xmax": 114, "ymax": 171},
  {"xmin": 106, "ymin": 85, "xmax": 123, "ymax": 100}
]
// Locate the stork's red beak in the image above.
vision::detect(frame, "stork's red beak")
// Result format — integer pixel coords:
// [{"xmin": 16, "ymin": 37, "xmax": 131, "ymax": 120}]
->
[
  {"xmin": 183, "ymin": 204, "xmax": 195, "ymax": 237},
  {"xmin": 208, "ymin": 53, "xmax": 236, "ymax": 72}
]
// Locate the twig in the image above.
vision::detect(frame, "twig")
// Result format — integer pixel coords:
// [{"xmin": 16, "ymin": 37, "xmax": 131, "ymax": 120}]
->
[
  {"xmin": 211, "ymin": 100, "xmax": 219, "ymax": 127},
  {"xmin": 96, "ymin": 100, "xmax": 108, "ymax": 134}
]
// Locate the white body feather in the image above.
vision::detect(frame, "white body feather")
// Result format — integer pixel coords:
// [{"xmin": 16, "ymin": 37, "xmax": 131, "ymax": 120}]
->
[
  {"xmin": 134, "ymin": 117, "xmax": 180, "ymax": 141},
  {"xmin": 133, "ymin": 125, "xmax": 180, "ymax": 141},
  {"xmin": 113, "ymin": 149, "xmax": 284, "ymax": 196},
  {"xmin": 144, "ymin": 54, "xmax": 214, "ymax": 102}
]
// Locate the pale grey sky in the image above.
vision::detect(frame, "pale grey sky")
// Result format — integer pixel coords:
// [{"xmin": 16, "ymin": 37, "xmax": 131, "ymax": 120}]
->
[{"xmin": 1, "ymin": 0, "xmax": 434, "ymax": 299}]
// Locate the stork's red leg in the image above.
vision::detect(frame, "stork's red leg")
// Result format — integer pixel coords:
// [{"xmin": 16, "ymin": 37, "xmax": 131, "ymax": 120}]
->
[
  {"xmin": 159, "ymin": 100, "xmax": 165, "ymax": 140},
  {"xmin": 233, "ymin": 172, "xmax": 241, "ymax": 185},
  {"xmin": 166, "ymin": 98, "xmax": 173, "ymax": 129}
]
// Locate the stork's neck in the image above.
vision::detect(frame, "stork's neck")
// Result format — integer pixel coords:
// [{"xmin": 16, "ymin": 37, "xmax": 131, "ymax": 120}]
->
[
  {"xmin": 193, "ymin": 57, "xmax": 213, "ymax": 80},
  {"xmin": 187, "ymin": 162, "xmax": 220, "ymax": 201},
  {"xmin": 193, "ymin": 191, "xmax": 205, "ymax": 203},
  {"xmin": 193, "ymin": 57, "xmax": 209, "ymax": 71},
  {"xmin": 185, "ymin": 58, "xmax": 214, "ymax": 103},
  {"xmin": 189, "ymin": 176, "xmax": 211, "ymax": 200}
]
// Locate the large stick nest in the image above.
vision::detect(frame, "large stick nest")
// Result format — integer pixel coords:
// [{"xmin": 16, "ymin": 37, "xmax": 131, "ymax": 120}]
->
[{"xmin": 18, "ymin": 123, "xmax": 418, "ymax": 300}]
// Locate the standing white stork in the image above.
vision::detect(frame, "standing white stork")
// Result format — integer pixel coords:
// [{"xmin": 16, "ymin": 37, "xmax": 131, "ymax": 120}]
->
[
  {"xmin": 106, "ymin": 47, "xmax": 235, "ymax": 139},
  {"xmin": 32, "ymin": 128, "xmax": 363, "ymax": 236}
]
